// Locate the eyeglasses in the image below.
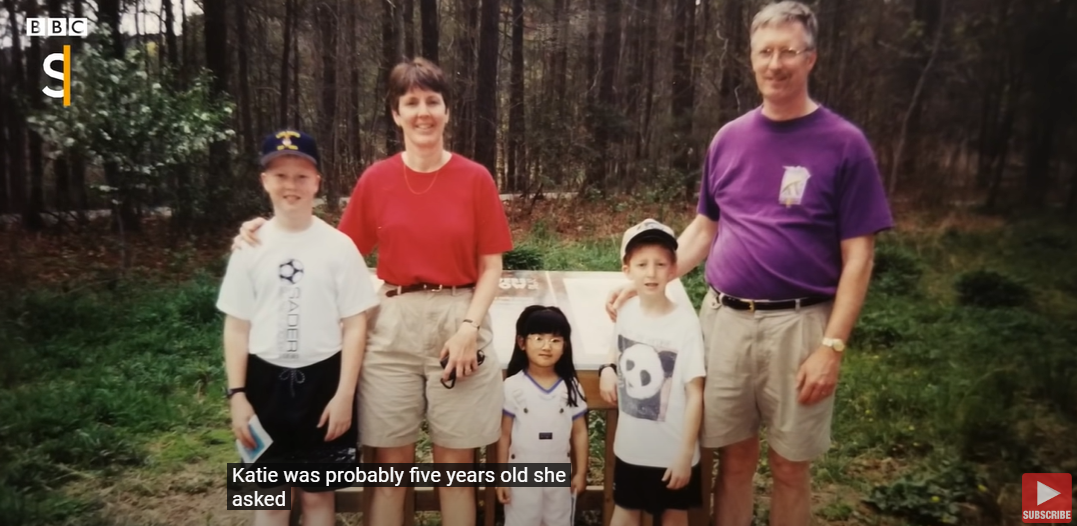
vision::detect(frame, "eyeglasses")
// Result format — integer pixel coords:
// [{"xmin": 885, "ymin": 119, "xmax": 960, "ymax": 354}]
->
[
  {"xmin": 753, "ymin": 47, "xmax": 812, "ymax": 63},
  {"xmin": 527, "ymin": 335, "xmax": 565, "ymax": 348}
]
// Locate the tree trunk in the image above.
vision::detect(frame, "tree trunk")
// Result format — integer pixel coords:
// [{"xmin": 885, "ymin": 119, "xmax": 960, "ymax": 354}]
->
[
  {"xmin": 404, "ymin": 0, "xmax": 415, "ymax": 59},
  {"xmin": 382, "ymin": 0, "xmax": 401, "ymax": 154},
  {"xmin": 236, "ymin": 0, "xmax": 254, "ymax": 153},
  {"xmin": 584, "ymin": 0, "xmax": 598, "ymax": 106},
  {"xmin": 204, "ymin": 0, "xmax": 231, "ymax": 228},
  {"xmin": 672, "ymin": 0, "xmax": 697, "ymax": 201},
  {"xmin": 291, "ymin": 0, "xmax": 302, "ymax": 129},
  {"xmin": 279, "ymin": 0, "xmax": 294, "ymax": 127},
  {"xmin": 420, "ymin": 0, "xmax": 439, "ymax": 62},
  {"xmin": 181, "ymin": 0, "xmax": 190, "ymax": 84},
  {"xmin": 889, "ymin": 0, "xmax": 946, "ymax": 196},
  {"xmin": 98, "ymin": 0, "xmax": 125, "ymax": 58},
  {"xmin": 507, "ymin": 0, "xmax": 525, "ymax": 192},
  {"xmin": 71, "ymin": 0, "xmax": 87, "ymax": 222},
  {"xmin": 47, "ymin": 0, "xmax": 71, "ymax": 216},
  {"xmin": 3, "ymin": 0, "xmax": 28, "ymax": 217},
  {"xmin": 623, "ymin": 0, "xmax": 644, "ymax": 166},
  {"xmin": 453, "ymin": 0, "xmax": 480, "ymax": 158},
  {"xmin": 640, "ymin": 0, "xmax": 656, "ymax": 159},
  {"xmin": 583, "ymin": 0, "xmax": 620, "ymax": 194},
  {"xmin": 718, "ymin": 0, "xmax": 745, "ymax": 124},
  {"xmin": 1022, "ymin": 0, "xmax": 1073, "ymax": 208},
  {"xmin": 163, "ymin": 0, "xmax": 177, "ymax": 68},
  {"xmin": 317, "ymin": 0, "xmax": 339, "ymax": 212},
  {"xmin": 0, "ymin": 35, "xmax": 8, "ymax": 214},
  {"xmin": 473, "ymin": 0, "xmax": 501, "ymax": 177},
  {"xmin": 348, "ymin": 0, "xmax": 362, "ymax": 168}
]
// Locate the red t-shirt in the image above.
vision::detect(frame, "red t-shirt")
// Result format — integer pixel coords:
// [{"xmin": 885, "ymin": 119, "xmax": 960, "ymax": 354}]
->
[{"xmin": 338, "ymin": 152, "xmax": 514, "ymax": 286}]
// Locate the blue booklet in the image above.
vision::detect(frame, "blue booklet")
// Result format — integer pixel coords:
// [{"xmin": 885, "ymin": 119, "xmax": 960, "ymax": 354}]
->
[{"xmin": 236, "ymin": 415, "xmax": 273, "ymax": 464}]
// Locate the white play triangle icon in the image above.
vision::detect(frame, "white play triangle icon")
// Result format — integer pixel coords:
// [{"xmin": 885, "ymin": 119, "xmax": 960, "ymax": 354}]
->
[{"xmin": 1037, "ymin": 481, "xmax": 1061, "ymax": 505}]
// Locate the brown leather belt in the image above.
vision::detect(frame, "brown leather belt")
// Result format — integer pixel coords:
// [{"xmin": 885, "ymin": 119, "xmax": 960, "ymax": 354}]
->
[{"xmin": 384, "ymin": 282, "xmax": 476, "ymax": 297}]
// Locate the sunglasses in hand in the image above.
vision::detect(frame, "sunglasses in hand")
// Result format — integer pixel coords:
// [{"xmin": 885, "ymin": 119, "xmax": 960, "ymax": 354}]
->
[{"xmin": 440, "ymin": 350, "xmax": 486, "ymax": 389}]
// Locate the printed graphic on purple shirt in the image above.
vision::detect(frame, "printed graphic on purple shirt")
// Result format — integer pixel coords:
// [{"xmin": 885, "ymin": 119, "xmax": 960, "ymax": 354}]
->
[{"xmin": 697, "ymin": 106, "xmax": 894, "ymax": 300}]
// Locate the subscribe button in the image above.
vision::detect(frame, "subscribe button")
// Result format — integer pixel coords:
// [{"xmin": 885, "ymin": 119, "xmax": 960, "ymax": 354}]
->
[{"xmin": 1023, "ymin": 473, "xmax": 1072, "ymax": 523}]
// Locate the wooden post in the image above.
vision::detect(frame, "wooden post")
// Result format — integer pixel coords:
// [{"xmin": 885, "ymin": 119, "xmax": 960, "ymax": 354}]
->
[{"xmin": 484, "ymin": 442, "xmax": 499, "ymax": 526}]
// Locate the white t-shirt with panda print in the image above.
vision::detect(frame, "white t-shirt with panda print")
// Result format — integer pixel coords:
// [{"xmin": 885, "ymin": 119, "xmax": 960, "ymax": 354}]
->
[
  {"xmin": 611, "ymin": 297, "xmax": 706, "ymax": 468},
  {"xmin": 216, "ymin": 216, "xmax": 379, "ymax": 369}
]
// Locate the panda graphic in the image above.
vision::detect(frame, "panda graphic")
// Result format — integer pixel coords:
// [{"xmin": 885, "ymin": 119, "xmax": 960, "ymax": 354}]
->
[{"xmin": 616, "ymin": 335, "xmax": 677, "ymax": 422}]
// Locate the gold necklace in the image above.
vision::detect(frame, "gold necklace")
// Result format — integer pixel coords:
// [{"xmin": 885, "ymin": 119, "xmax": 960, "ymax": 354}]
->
[{"xmin": 402, "ymin": 152, "xmax": 444, "ymax": 195}]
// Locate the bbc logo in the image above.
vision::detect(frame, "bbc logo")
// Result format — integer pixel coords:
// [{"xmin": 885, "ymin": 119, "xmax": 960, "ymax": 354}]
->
[{"xmin": 24, "ymin": 17, "xmax": 90, "ymax": 37}]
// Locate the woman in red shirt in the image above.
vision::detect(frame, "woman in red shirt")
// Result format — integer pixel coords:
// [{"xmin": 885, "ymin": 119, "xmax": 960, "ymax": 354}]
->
[{"xmin": 236, "ymin": 58, "xmax": 513, "ymax": 526}]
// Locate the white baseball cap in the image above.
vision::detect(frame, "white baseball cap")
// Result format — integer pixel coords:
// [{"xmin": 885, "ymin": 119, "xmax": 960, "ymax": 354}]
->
[{"xmin": 620, "ymin": 218, "xmax": 678, "ymax": 261}]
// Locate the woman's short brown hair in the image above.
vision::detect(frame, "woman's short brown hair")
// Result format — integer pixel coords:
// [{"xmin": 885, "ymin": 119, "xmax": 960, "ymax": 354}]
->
[{"xmin": 387, "ymin": 57, "xmax": 451, "ymax": 113}]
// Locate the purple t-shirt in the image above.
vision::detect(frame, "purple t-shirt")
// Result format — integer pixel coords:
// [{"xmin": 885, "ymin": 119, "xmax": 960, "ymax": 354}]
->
[{"xmin": 697, "ymin": 106, "xmax": 893, "ymax": 300}]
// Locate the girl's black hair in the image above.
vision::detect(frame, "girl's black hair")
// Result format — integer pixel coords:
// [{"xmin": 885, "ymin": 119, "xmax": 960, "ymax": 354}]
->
[{"xmin": 506, "ymin": 305, "xmax": 585, "ymax": 407}]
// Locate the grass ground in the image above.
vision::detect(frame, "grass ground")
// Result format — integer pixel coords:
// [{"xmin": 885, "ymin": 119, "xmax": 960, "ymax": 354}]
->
[{"xmin": 1, "ymin": 197, "xmax": 1075, "ymax": 526}]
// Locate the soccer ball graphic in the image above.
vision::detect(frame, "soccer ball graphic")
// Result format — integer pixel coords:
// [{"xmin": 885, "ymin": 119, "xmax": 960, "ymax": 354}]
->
[
  {"xmin": 279, "ymin": 259, "xmax": 304, "ymax": 284},
  {"xmin": 620, "ymin": 344, "xmax": 663, "ymax": 400}
]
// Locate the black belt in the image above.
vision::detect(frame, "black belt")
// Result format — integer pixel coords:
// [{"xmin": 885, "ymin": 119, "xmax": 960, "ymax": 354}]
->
[
  {"xmin": 385, "ymin": 282, "xmax": 476, "ymax": 297},
  {"xmin": 713, "ymin": 288, "xmax": 832, "ymax": 311}
]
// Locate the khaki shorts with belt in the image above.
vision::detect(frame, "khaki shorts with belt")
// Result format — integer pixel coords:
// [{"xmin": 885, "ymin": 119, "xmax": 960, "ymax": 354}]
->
[
  {"xmin": 358, "ymin": 284, "xmax": 503, "ymax": 449},
  {"xmin": 699, "ymin": 287, "xmax": 835, "ymax": 462}
]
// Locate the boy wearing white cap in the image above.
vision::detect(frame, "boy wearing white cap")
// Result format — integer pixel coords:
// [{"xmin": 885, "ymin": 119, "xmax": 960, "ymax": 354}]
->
[{"xmin": 598, "ymin": 219, "xmax": 706, "ymax": 526}]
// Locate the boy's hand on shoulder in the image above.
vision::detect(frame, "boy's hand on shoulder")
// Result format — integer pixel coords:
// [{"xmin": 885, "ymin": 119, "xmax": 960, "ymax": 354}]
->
[
  {"xmin": 571, "ymin": 472, "xmax": 586, "ymax": 495},
  {"xmin": 662, "ymin": 455, "xmax": 692, "ymax": 490},
  {"xmin": 229, "ymin": 395, "xmax": 257, "ymax": 450},
  {"xmin": 319, "ymin": 393, "xmax": 354, "ymax": 442},
  {"xmin": 496, "ymin": 486, "xmax": 511, "ymax": 504}
]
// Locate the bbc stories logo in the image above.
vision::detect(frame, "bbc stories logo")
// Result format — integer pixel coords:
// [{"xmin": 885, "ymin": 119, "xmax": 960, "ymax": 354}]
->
[{"xmin": 25, "ymin": 17, "xmax": 90, "ymax": 107}]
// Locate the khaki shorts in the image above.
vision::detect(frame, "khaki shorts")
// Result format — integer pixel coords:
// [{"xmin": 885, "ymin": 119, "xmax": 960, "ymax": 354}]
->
[
  {"xmin": 358, "ymin": 284, "xmax": 503, "ymax": 449},
  {"xmin": 699, "ymin": 288, "xmax": 835, "ymax": 462}
]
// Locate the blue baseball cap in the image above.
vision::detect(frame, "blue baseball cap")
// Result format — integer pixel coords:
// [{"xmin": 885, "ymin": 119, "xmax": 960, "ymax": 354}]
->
[{"xmin": 260, "ymin": 129, "xmax": 320, "ymax": 169}]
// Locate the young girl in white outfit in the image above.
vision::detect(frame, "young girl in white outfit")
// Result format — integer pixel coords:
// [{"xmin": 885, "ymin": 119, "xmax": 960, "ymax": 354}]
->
[{"xmin": 497, "ymin": 306, "xmax": 589, "ymax": 526}]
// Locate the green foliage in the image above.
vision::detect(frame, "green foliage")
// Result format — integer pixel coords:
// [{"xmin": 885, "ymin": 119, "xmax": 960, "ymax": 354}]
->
[
  {"xmin": 26, "ymin": 33, "xmax": 235, "ymax": 219},
  {"xmin": 865, "ymin": 461, "xmax": 988, "ymax": 525},
  {"xmin": 0, "ymin": 277, "xmax": 227, "ymax": 523},
  {"xmin": 954, "ymin": 269, "xmax": 1032, "ymax": 308},
  {"xmin": 871, "ymin": 242, "xmax": 925, "ymax": 296},
  {"xmin": 503, "ymin": 245, "xmax": 545, "ymax": 270}
]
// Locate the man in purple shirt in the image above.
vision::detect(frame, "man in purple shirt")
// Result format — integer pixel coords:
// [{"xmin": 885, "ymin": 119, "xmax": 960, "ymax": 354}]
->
[{"xmin": 607, "ymin": 2, "xmax": 892, "ymax": 525}]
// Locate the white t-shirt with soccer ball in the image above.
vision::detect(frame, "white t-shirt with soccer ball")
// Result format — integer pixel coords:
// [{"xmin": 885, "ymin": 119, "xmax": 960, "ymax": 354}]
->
[
  {"xmin": 610, "ymin": 297, "xmax": 706, "ymax": 468},
  {"xmin": 216, "ymin": 217, "xmax": 379, "ymax": 369}
]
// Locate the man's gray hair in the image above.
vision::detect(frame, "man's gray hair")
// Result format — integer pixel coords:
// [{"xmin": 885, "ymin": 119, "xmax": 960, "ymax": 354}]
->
[{"xmin": 751, "ymin": 1, "xmax": 819, "ymax": 50}]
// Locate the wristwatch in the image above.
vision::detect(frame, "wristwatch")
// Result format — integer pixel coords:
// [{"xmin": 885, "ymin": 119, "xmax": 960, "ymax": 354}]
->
[
  {"xmin": 226, "ymin": 387, "xmax": 246, "ymax": 399},
  {"xmin": 598, "ymin": 363, "xmax": 617, "ymax": 377},
  {"xmin": 821, "ymin": 337, "xmax": 846, "ymax": 352}
]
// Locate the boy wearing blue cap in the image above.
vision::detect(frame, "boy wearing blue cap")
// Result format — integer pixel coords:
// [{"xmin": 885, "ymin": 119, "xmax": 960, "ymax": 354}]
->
[{"xmin": 216, "ymin": 130, "xmax": 379, "ymax": 525}]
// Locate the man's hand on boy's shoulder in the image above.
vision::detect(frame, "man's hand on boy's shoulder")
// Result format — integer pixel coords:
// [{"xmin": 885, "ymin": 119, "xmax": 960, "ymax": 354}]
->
[{"xmin": 604, "ymin": 282, "xmax": 638, "ymax": 322}]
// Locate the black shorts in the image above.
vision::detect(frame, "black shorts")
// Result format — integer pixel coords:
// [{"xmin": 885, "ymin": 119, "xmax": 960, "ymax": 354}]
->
[
  {"xmin": 244, "ymin": 352, "xmax": 357, "ymax": 492},
  {"xmin": 613, "ymin": 456, "xmax": 702, "ymax": 515}
]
